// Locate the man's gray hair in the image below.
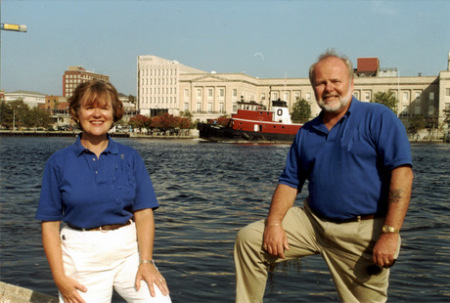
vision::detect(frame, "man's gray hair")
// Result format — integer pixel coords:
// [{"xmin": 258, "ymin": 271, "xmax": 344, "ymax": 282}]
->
[{"xmin": 309, "ymin": 49, "xmax": 353, "ymax": 85}]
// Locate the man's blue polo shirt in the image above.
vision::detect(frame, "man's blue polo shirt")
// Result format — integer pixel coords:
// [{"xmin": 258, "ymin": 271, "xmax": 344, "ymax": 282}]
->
[
  {"xmin": 36, "ymin": 135, "xmax": 158, "ymax": 229},
  {"xmin": 279, "ymin": 97, "xmax": 412, "ymax": 220}
]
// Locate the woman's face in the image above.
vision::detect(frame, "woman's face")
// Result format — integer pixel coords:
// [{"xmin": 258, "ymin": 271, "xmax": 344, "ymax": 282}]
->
[{"xmin": 77, "ymin": 97, "xmax": 114, "ymax": 138}]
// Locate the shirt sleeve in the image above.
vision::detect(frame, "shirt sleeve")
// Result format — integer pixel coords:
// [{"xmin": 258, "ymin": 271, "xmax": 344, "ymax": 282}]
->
[
  {"xmin": 372, "ymin": 106, "xmax": 413, "ymax": 170},
  {"xmin": 278, "ymin": 130, "xmax": 307, "ymax": 191},
  {"xmin": 35, "ymin": 158, "xmax": 64, "ymax": 222},
  {"xmin": 132, "ymin": 150, "xmax": 159, "ymax": 211}
]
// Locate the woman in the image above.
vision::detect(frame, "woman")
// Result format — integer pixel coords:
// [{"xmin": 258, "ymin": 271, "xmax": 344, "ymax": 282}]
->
[{"xmin": 36, "ymin": 80, "xmax": 171, "ymax": 303}]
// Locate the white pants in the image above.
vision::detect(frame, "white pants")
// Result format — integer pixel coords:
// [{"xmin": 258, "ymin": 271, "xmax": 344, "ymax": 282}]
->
[{"xmin": 60, "ymin": 222, "xmax": 171, "ymax": 303}]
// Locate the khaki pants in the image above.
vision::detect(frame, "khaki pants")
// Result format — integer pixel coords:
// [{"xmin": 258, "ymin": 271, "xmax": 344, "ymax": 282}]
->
[{"xmin": 234, "ymin": 205, "xmax": 400, "ymax": 303}]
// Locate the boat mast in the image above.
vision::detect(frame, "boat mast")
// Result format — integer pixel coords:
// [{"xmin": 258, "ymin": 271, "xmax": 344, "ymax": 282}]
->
[{"xmin": 268, "ymin": 86, "xmax": 272, "ymax": 112}]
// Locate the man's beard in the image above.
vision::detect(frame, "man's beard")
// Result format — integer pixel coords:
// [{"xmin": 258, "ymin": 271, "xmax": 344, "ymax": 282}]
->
[{"xmin": 318, "ymin": 87, "xmax": 352, "ymax": 113}]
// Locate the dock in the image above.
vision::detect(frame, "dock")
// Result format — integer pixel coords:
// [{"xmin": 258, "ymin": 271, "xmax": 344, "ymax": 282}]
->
[{"xmin": 0, "ymin": 281, "xmax": 57, "ymax": 303}]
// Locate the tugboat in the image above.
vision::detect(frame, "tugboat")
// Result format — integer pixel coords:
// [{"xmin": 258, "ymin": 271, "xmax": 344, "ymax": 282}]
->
[{"xmin": 198, "ymin": 99, "xmax": 302, "ymax": 143}]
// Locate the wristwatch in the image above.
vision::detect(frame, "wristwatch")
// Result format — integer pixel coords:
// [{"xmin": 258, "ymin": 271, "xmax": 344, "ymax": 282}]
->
[{"xmin": 382, "ymin": 225, "xmax": 400, "ymax": 233}]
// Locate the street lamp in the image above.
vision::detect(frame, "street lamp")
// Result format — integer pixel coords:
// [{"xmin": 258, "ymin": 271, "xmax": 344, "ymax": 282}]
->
[
  {"xmin": 1, "ymin": 23, "xmax": 27, "ymax": 32},
  {"xmin": 0, "ymin": 22, "xmax": 28, "ymax": 119}
]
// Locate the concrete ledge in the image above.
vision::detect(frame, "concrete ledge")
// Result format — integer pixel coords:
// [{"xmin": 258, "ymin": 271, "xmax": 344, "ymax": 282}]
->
[{"xmin": 0, "ymin": 281, "xmax": 57, "ymax": 303}]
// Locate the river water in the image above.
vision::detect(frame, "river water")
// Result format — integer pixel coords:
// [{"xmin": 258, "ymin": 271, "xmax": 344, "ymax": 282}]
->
[{"xmin": 0, "ymin": 137, "xmax": 449, "ymax": 302}]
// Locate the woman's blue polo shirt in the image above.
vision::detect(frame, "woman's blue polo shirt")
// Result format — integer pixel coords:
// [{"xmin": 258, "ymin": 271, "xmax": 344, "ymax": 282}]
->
[
  {"xmin": 279, "ymin": 98, "xmax": 412, "ymax": 220},
  {"xmin": 36, "ymin": 135, "xmax": 159, "ymax": 229}
]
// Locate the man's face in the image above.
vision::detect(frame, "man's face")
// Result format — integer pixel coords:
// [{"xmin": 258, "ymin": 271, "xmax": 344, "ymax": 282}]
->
[{"xmin": 312, "ymin": 57, "xmax": 354, "ymax": 114}]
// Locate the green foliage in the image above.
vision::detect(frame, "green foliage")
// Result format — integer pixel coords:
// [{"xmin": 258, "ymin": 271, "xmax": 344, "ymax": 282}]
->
[
  {"xmin": 0, "ymin": 100, "xmax": 51, "ymax": 129},
  {"xmin": 372, "ymin": 90, "xmax": 398, "ymax": 112},
  {"xmin": 128, "ymin": 95, "xmax": 136, "ymax": 104},
  {"xmin": 291, "ymin": 98, "xmax": 311, "ymax": 123},
  {"xmin": 443, "ymin": 108, "xmax": 450, "ymax": 126},
  {"xmin": 24, "ymin": 107, "xmax": 53, "ymax": 128},
  {"xmin": 407, "ymin": 114, "xmax": 426, "ymax": 135}
]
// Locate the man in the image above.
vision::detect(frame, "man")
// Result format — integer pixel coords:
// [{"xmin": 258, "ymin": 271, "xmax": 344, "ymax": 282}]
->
[{"xmin": 234, "ymin": 50, "xmax": 413, "ymax": 303}]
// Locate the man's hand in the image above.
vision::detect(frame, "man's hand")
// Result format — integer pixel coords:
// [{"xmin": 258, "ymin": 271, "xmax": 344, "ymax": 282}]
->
[
  {"xmin": 372, "ymin": 232, "xmax": 399, "ymax": 268},
  {"xmin": 263, "ymin": 224, "xmax": 290, "ymax": 259}
]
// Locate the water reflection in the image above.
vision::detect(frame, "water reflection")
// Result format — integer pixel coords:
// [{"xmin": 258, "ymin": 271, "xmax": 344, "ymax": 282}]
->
[{"xmin": 0, "ymin": 137, "xmax": 449, "ymax": 302}]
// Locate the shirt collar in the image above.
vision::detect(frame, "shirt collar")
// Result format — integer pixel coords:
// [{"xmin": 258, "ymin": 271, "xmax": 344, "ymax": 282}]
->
[
  {"xmin": 72, "ymin": 133, "xmax": 119, "ymax": 156},
  {"xmin": 311, "ymin": 96, "xmax": 359, "ymax": 132}
]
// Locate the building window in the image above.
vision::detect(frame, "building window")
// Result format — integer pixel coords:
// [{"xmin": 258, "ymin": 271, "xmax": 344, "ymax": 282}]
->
[
  {"xmin": 233, "ymin": 102, "xmax": 238, "ymax": 113},
  {"xmin": 196, "ymin": 89, "xmax": 202, "ymax": 100},
  {"xmin": 219, "ymin": 102, "xmax": 225, "ymax": 113},
  {"xmin": 219, "ymin": 89, "xmax": 225, "ymax": 98},
  {"xmin": 233, "ymin": 89, "xmax": 237, "ymax": 97},
  {"xmin": 184, "ymin": 103, "xmax": 189, "ymax": 111},
  {"xmin": 401, "ymin": 106, "xmax": 409, "ymax": 117},
  {"xmin": 364, "ymin": 92, "xmax": 371, "ymax": 101},
  {"xmin": 306, "ymin": 93, "xmax": 311, "ymax": 101},
  {"xmin": 446, "ymin": 88, "xmax": 450, "ymax": 97},
  {"xmin": 208, "ymin": 88, "xmax": 213, "ymax": 99},
  {"xmin": 403, "ymin": 92, "xmax": 409, "ymax": 105},
  {"xmin": 428, "ymin": 105, "xmax": 434, "ymax": 115},
  {"xmin": 207, "ymin": 102, "xmax": 213, "ymax": 113},
  {"xmin": 415, "ymin": 105, "xmax": 421, "ymax": 115},
  {"xmin": 429, "ymin": 92, "xmax": 434, "ymax": 101},
  {"xmin": 353, "ymin": 91, "xmax": 360, "ymax": 100},
  {"xmin": 196, "ymin": 102, "xmax": 201, "ymax": 112},
  {"xmin": 415, "ymin": 92, "xmax": 421, "ymax": 101}
]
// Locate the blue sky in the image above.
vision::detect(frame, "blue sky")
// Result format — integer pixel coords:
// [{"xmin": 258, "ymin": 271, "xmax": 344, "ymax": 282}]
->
[{"xmin": 1, "ymin": 0, "xmax": 449, "ymax": 96}]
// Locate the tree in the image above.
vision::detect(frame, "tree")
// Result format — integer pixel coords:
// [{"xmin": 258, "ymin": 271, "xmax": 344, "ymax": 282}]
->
[
  {"xmin": 291, "ymin": 98, "xmax": 311, "ymax": 123},
  {"xmin": 24, "ymin": 107, "xmax": 53, "ymax": 128},
  {"xmin": 216, "ymin": 115, "xmax": 230, "ymax": 126},
  {"xmin": 0, "ymin": 100, "xmax": 30, "ymax": 129},
  {"xmin": 128, "ymin": 95, "xmax": 136, "ymax": 104},
  {"xmin": 443, "ymin": 108, "xmax": 450, "ymax": 128},
  {"xmin": 128, "ymin": 114, "xmax": 151, "ymax": 131},
  {"xmin": 372, "ymin": 90, "xmax": 398, "ymax": 112},
  {"xmin": 180, "ymin": 110, "xmax": 195, "ymax": 129},
  {"xmin": 407, "ymin": 114, "xmax": 426, "ymax": 135}
]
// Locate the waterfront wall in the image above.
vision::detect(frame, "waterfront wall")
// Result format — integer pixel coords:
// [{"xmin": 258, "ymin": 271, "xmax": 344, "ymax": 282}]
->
[{"xmin": 0, "ymin": 281, "xmax": 57, "ymax": 303}]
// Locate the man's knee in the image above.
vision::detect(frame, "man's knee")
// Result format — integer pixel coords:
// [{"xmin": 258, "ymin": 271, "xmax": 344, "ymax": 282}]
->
[{"xmin": 235, "ymin": 222, "xmax": 264, "ymax": 249}]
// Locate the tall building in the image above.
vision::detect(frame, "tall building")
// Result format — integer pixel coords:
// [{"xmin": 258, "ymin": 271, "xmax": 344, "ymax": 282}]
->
[
  {"xmin": 136, "ymin": 54, "xmax": 450, "ymax": 128},
  {"xmin": 137, "ymin": 55, "xmax": 207, "ymax": 116},
  {"xmin": 63, "ymin": 66, "xmax": 109, "ymax": 97}
]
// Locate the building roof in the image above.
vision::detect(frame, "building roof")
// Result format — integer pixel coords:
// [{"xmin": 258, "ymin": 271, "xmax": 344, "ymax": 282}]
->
[
  {"xmin": 6, "ymin": 90, "xmax": 46, "ymax": 96},
  {"xmin": 357, "ymin": 58, "xmax": 379, "ymax": 73}
]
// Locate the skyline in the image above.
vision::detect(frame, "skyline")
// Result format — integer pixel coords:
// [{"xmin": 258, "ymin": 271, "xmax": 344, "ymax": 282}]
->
[{"xmin": 1, "ymin": 0, "xmax": 449, "ymax": 96}]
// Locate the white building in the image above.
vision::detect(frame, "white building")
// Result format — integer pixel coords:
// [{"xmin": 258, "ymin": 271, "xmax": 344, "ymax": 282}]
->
[
  {"xmin": 4, "ymin": 90, "xmax": 46, "ymax": 108},
  {"xmin": 136, "ymin": 54, "xmax": 450, "ymax": 129},
  {"xmin": 137, "ymin": 55, "xmax": 207, "ymax": 116}
]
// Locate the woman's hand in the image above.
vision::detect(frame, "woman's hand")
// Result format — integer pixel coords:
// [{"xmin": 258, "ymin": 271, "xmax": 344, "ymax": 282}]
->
[
  {"xmin": 135, "ymin": 262, "xmax": 169, "ymax": 297},
  {"xmin": 55, "ymin": 275, "xmax": 87, "ymax": 303}
]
